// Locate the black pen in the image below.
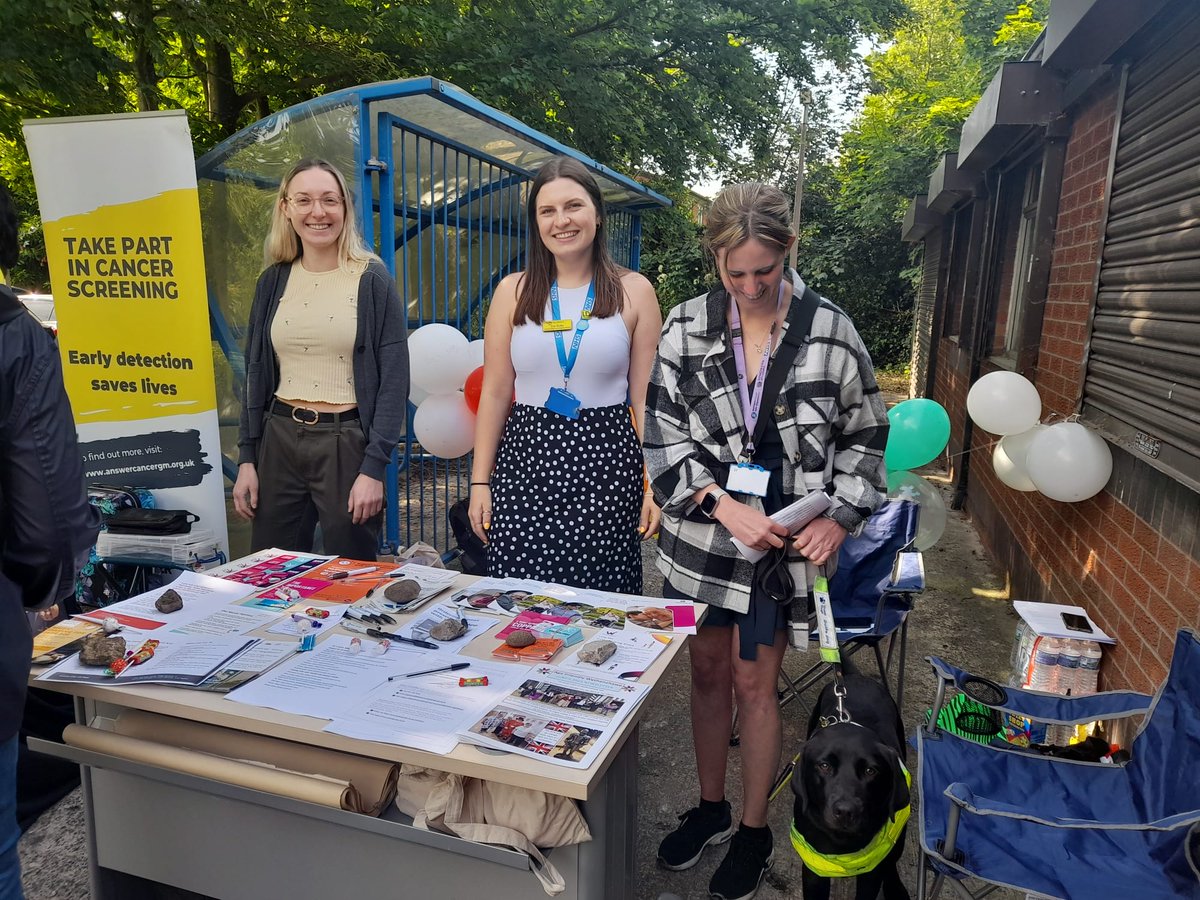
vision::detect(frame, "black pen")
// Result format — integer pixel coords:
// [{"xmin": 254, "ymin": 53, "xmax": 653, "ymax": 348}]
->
[
  {"xmin": 365, "ymin": 628, "xmax": 438, "ymax": 650},
  {"xmin": 395, "ymin": 662, "xmax": 470, "ymax": 680}
]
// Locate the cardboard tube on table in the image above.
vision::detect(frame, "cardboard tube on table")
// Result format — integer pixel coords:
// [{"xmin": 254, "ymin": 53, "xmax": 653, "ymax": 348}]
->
[
  {"xmin": 63, "ymin": 724, "xmax": 349, "ymax": 809},
  {"xmin": 113, "ymin": 709, "xmax": 399, "ymax": 815}
]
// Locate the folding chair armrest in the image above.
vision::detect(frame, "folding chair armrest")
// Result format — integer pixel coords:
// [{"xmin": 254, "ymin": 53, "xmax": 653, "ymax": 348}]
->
[
  {"xmin": 886, "ymin": 549, "xmax": 924, "ymax": 593},
  {"xmin": 945, "ymin": 783, "xmax": 1200, "ymax": 831},
  {"xmin": 926, "ymin": 655, "xmax": 1152, "ymax": 723}
]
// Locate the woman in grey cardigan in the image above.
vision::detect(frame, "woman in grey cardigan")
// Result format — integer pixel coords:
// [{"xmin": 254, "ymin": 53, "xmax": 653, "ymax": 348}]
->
[
  {"xmin": 645, "ymin": 183, "xmax": 888, "ymax": 900},
  {"xmin": 233, "ymin": 159, "xmax": 408, "ymax": 559}
]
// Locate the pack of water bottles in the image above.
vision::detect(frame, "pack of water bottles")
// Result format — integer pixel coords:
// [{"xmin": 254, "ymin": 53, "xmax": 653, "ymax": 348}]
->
[{"xmin": 1007, "ymin": 619, "xmax": 1105, "ymax": 747}]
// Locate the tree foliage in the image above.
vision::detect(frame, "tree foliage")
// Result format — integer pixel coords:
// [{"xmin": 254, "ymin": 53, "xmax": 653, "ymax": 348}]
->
[
  {"xmin": 1, "ymin": 0, "xmax": 906, "ymax": 285},
  {"xmin": 796, "ymin": 0, "xmax": 1048, "ymax": 369}
]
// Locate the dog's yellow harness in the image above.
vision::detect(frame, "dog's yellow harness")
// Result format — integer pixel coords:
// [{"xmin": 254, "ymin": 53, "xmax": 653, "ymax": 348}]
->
[{"xmin": 789, "ymin": 763, "xmax": 911, "ymax": 878}]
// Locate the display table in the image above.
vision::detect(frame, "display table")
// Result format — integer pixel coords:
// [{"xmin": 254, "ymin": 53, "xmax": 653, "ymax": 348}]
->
[{"xmin": 30, "ymin": 566, "xmax": 693, "ymax": 900}]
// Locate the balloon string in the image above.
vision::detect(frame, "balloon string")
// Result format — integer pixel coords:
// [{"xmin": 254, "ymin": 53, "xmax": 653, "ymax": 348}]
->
[{"xmin": 937, "ymin": 412, "xmax": 1067, "ymax": 464}]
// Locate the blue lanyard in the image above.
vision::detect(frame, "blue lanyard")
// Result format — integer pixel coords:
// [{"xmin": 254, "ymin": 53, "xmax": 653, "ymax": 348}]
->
[{"xmin": 550, "ymin": 280, "xmax": 596, "ymax": 385}]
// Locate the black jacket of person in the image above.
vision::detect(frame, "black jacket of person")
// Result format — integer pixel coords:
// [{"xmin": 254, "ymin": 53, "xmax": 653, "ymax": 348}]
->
[{"xmin": 0, "ymin": 285, "xmax": 99, "ymax": 741}]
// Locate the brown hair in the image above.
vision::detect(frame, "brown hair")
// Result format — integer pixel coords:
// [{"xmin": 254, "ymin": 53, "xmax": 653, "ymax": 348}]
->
[
  {"xmin": 513, "ymin": 157, "xmax": 625, "ymax": 325},
  {"xmin": 703, "ymin": 182, "xmax": 794, "ymax": 258},
  {"xmin": 264, "ymin": 158, "xmax": 378, "ymax": 269}
]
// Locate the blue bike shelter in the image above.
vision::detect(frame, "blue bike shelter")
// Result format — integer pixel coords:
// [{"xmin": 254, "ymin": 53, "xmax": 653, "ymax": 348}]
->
[{"xmin": 197, "ymin": 77, "xmax": 670, "ymax": 556}]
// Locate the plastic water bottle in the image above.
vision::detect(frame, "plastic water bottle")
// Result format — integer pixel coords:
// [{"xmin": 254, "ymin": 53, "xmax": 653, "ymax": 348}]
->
[
  {"xmin": 1029, "ymin": 637, "xmax": 1061, "ymax": 692},
  {"xmin": 1057, "ymin": 639, "xmax": 1082, "ymax": 694},
  {"xmin": 1075, "ymin": 641, "xmax": 1102, "ymax": 696}
]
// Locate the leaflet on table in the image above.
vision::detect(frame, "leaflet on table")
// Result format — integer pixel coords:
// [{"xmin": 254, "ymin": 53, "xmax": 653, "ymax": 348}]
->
[
  {"xmin": 266, "ymin": 605, "xmax": 349, "ymax": 636},
  {"xmin": 458, "ymin": 665, "xmax": 648, "ymax": 769},
  {"xmin": 194, "ymin": 640, "xmax": 299, "ymax": 693},
  {"xmin": 558, "ymin": 629, "xmax": 671, "ymax": 680},
  {"xmin": 74, "ymin": 571, "xmax": 257, "ymax": 632},
  {"xmin": 449, "ymin": 578, "xmax": 542, "ymax": 616},
  {"xmin": 32, "ymin": 619, "xmax": 103, "ymax": 659},
  {"xmin": 226, "ymin": 634, "xmax": 429, "ymax": 720},
  {"xmin": 38, "ymin": 634, "xmax": 259, "ymax": 686},
  {"xmin": 170, "ymin": 604, "xmax": 282, "ymax": 637},
  {"xmin": 241, "ymin": 558, "xmax": 391, "ymax": 607},
  {"xmin": 379, "ymin": 563, "xmax": 460, "ymax": 611},
  {"xmin": 449, "ymin": 577, "xmax": 697, "ymax": 634},
  {"xmin": 323, "ymin": 657, "xmax": 530, "ymax": 754},
  {"xmin": 208, "ymin": 549, "xmax": 333, "ymax": 587},
  {"xmin": 730, "ymin": 491, "xmax": 832, "ymax": 563},
  {"xmin": 399, "ymin": 605, "xmax": 492, "ymax": 654}
]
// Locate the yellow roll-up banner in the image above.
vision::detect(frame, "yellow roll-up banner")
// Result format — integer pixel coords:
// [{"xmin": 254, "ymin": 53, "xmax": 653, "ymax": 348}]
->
[{"xmin": 23, "ymin": 110, "xmax": 229, "ymax": 555}]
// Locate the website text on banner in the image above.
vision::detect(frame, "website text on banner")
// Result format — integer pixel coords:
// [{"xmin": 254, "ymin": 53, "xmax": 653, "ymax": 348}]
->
[{"xmin": 23, "ymin": 110, "xmax": 228, "ymax": 555}]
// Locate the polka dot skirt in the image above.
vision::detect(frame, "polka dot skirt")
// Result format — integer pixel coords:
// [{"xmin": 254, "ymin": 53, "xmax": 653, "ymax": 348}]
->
[{"xmin": 487, "ymin": 403, "xmax": 643, "ymax": 594}]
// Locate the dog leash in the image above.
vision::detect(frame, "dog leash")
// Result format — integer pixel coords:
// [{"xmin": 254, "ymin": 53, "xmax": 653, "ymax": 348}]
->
[{"xmin": 813, "ymin": 565, "xmax": 852, "ymax": 727}]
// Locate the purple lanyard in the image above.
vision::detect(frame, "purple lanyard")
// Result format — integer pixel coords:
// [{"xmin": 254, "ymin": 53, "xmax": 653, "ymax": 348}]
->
[{"xmin": 729, "ymin": 283, "xmax": 785, "ymax": 460}]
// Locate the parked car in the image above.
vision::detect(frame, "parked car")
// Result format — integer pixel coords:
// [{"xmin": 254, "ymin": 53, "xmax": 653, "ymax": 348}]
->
[{"xmin": 19, "ymin": 293, "xmax": 57, "ymax": 336}]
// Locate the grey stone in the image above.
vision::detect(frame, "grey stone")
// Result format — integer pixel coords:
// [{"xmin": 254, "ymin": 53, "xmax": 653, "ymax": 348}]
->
[
  {"xmin": 384, "ymin": 580, "xmax": 421, "ymax": 603},
  {"xmin": 577, "ymin": 639, "xmax": 617, "ymax": 665},
  {"xmin": 429, "ymin": 618, "xmax": 468, "ymax": 641}
]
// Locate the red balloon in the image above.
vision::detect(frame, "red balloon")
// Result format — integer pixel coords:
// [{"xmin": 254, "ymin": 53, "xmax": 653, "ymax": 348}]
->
[{"xmin": 464, "ymin": 366, "xmax": 485, "ymax": 414}]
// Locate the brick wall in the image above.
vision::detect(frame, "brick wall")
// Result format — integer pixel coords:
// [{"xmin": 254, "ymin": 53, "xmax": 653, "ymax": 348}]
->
[{"xmin": 932, "ymin": 80, "xmax": 1200, "ymax": 694}]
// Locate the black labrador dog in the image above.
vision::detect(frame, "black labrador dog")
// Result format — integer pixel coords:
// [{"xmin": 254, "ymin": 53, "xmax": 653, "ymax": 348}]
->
[{"xmin": 791, "ymin": 673, "xmax": 911, "ymax": 900}]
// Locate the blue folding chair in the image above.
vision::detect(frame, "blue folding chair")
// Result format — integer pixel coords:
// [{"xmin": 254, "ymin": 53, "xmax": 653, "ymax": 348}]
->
[{"xmin": 917, "ymin": 628, "xmax": 1200, "ymax": 900}]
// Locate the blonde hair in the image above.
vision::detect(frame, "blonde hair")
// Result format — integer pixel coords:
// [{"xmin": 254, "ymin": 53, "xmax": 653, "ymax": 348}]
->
[
  {"xmin": 703, "ymin": 182, "xmax": 794, "ymax": 257},
  {"xmin": 263, "ymin": 159, "xmax": 378, "ymax": 269}
]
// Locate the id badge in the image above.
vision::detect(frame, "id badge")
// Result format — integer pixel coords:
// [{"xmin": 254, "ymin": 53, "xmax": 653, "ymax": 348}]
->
[
  {"xmin": 542, "ymin": 318, "xmax": 572, "ymax": 332},
  {"xmin": 545, "ymin": 386, "xmax": 582, "ymax": 419},
  {"xmin": 726, "ymin": 462, "xmax": 770, "ymax": 496}
]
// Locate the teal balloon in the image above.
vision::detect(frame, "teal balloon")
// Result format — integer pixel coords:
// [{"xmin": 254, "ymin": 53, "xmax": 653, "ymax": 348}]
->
[{"xmin": 885, "ymin": 399, "xmax": 951, "ymax": 471}]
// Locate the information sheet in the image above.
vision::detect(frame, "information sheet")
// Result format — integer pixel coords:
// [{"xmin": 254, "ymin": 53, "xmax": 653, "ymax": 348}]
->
[{"xmin": 459, "ymin": 665, "xmax": 648, "ymax": 768}]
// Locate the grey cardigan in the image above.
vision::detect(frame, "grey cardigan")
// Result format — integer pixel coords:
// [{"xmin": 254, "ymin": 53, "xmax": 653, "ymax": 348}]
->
[{"xmin": 237, "ymin": 259, "xmax": 409, "ymax": 481}]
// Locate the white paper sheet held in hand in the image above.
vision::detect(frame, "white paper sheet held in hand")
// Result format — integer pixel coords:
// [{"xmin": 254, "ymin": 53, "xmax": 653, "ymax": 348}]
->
[{"xmin": 730, "ymin": 491, "xmax": 831, "ymax": 563}]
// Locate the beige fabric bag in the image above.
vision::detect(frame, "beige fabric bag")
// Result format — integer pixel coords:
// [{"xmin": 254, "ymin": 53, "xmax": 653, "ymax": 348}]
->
[{"xmin": 396, "ymin": 765, "xmax": 591, "ymax": 895}]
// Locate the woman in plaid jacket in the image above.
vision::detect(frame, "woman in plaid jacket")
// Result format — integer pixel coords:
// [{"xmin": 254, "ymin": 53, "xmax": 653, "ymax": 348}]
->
[{"xmin": 645, "ymin": 183, "xmax": 888, "ymax": 900}]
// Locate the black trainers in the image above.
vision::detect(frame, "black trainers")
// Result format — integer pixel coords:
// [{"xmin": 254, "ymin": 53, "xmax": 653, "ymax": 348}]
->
[
  {"xmin": 708, "ymin": 825, "xmax": 773, "ymax": 900},
  {"xmin": 657, "ymin": 800, "xmax": 735, "ymax": 870}
]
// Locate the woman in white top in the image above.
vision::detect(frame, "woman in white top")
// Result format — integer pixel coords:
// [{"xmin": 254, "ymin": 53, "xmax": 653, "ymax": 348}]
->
[{"xmin": 469, "ymin": 158, "xmax": 661, "ymax": 592}]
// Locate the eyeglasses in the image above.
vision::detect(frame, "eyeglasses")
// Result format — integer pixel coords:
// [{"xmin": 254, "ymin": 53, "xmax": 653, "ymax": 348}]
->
[{"xmin": 286, "ymin": 194, "xmax": 343, "ymax": 212}]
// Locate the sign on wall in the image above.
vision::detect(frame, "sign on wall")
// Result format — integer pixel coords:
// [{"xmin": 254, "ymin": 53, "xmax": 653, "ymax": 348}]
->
[{"xmin": 23, "ymin": 110, "xmax": 229, "ymax": 554}]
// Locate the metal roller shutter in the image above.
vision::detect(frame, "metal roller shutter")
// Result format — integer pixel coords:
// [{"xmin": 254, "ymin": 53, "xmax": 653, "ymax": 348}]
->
[
  {"xmin": 1082, "ymin": 3, "xmax": 1200, "ymax": 488},
  {"xmin": 910, "ymin": 227, "xmax": 942, "ymax": 397}
]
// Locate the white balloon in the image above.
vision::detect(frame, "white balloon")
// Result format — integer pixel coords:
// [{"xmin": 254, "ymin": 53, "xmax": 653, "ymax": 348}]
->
[
  {"xmin": 408, "ymin": 324, "xmax": 472, "ymax": 396},
  {"xmin": 467, "ymin": 339, "xmax": 486, "ymax": 371},
  {"xmin": 886, "ymin": 471, "xmax": 947, "ymax": 550},
  {"xmin": 992, "ymin": 424, "xmax": 1047, "ymax": 492},
  {"xmin": 408, "ymin": 381, "xmax": 431, "ymax": 408},
  {"xmin": 966, "ymin": 371, "xmax": 1042, "ymax": 436},
  {"xmin": 413, "ymin": 392, "xmax": 476, "ymax": 458},
  {"xmin": 1026, "ymin": 422, "xmax": 1113, "ymax": 502}
]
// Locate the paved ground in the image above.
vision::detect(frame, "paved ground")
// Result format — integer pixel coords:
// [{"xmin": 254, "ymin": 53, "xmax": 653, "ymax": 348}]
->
[{"xmin": 18, "ymin": 378, "xmax": 1025, "ymax": 899}]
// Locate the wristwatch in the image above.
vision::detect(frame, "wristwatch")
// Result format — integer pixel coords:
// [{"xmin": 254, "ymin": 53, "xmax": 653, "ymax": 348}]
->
[{"xmin": 699, "ymin": 488, "xmax": 727, "ymax": 518}]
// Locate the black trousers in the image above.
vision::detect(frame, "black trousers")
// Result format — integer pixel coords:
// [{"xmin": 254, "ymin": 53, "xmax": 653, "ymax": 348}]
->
[{"xmin": 251, "ymin": 411, "xmax": 382, "ymax": 559}]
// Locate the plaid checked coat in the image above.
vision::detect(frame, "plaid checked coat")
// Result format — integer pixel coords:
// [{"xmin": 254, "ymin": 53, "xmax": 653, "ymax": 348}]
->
[{"xmin": 643, "ymin": 273, "xmax": 889, "ymax": 624}]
